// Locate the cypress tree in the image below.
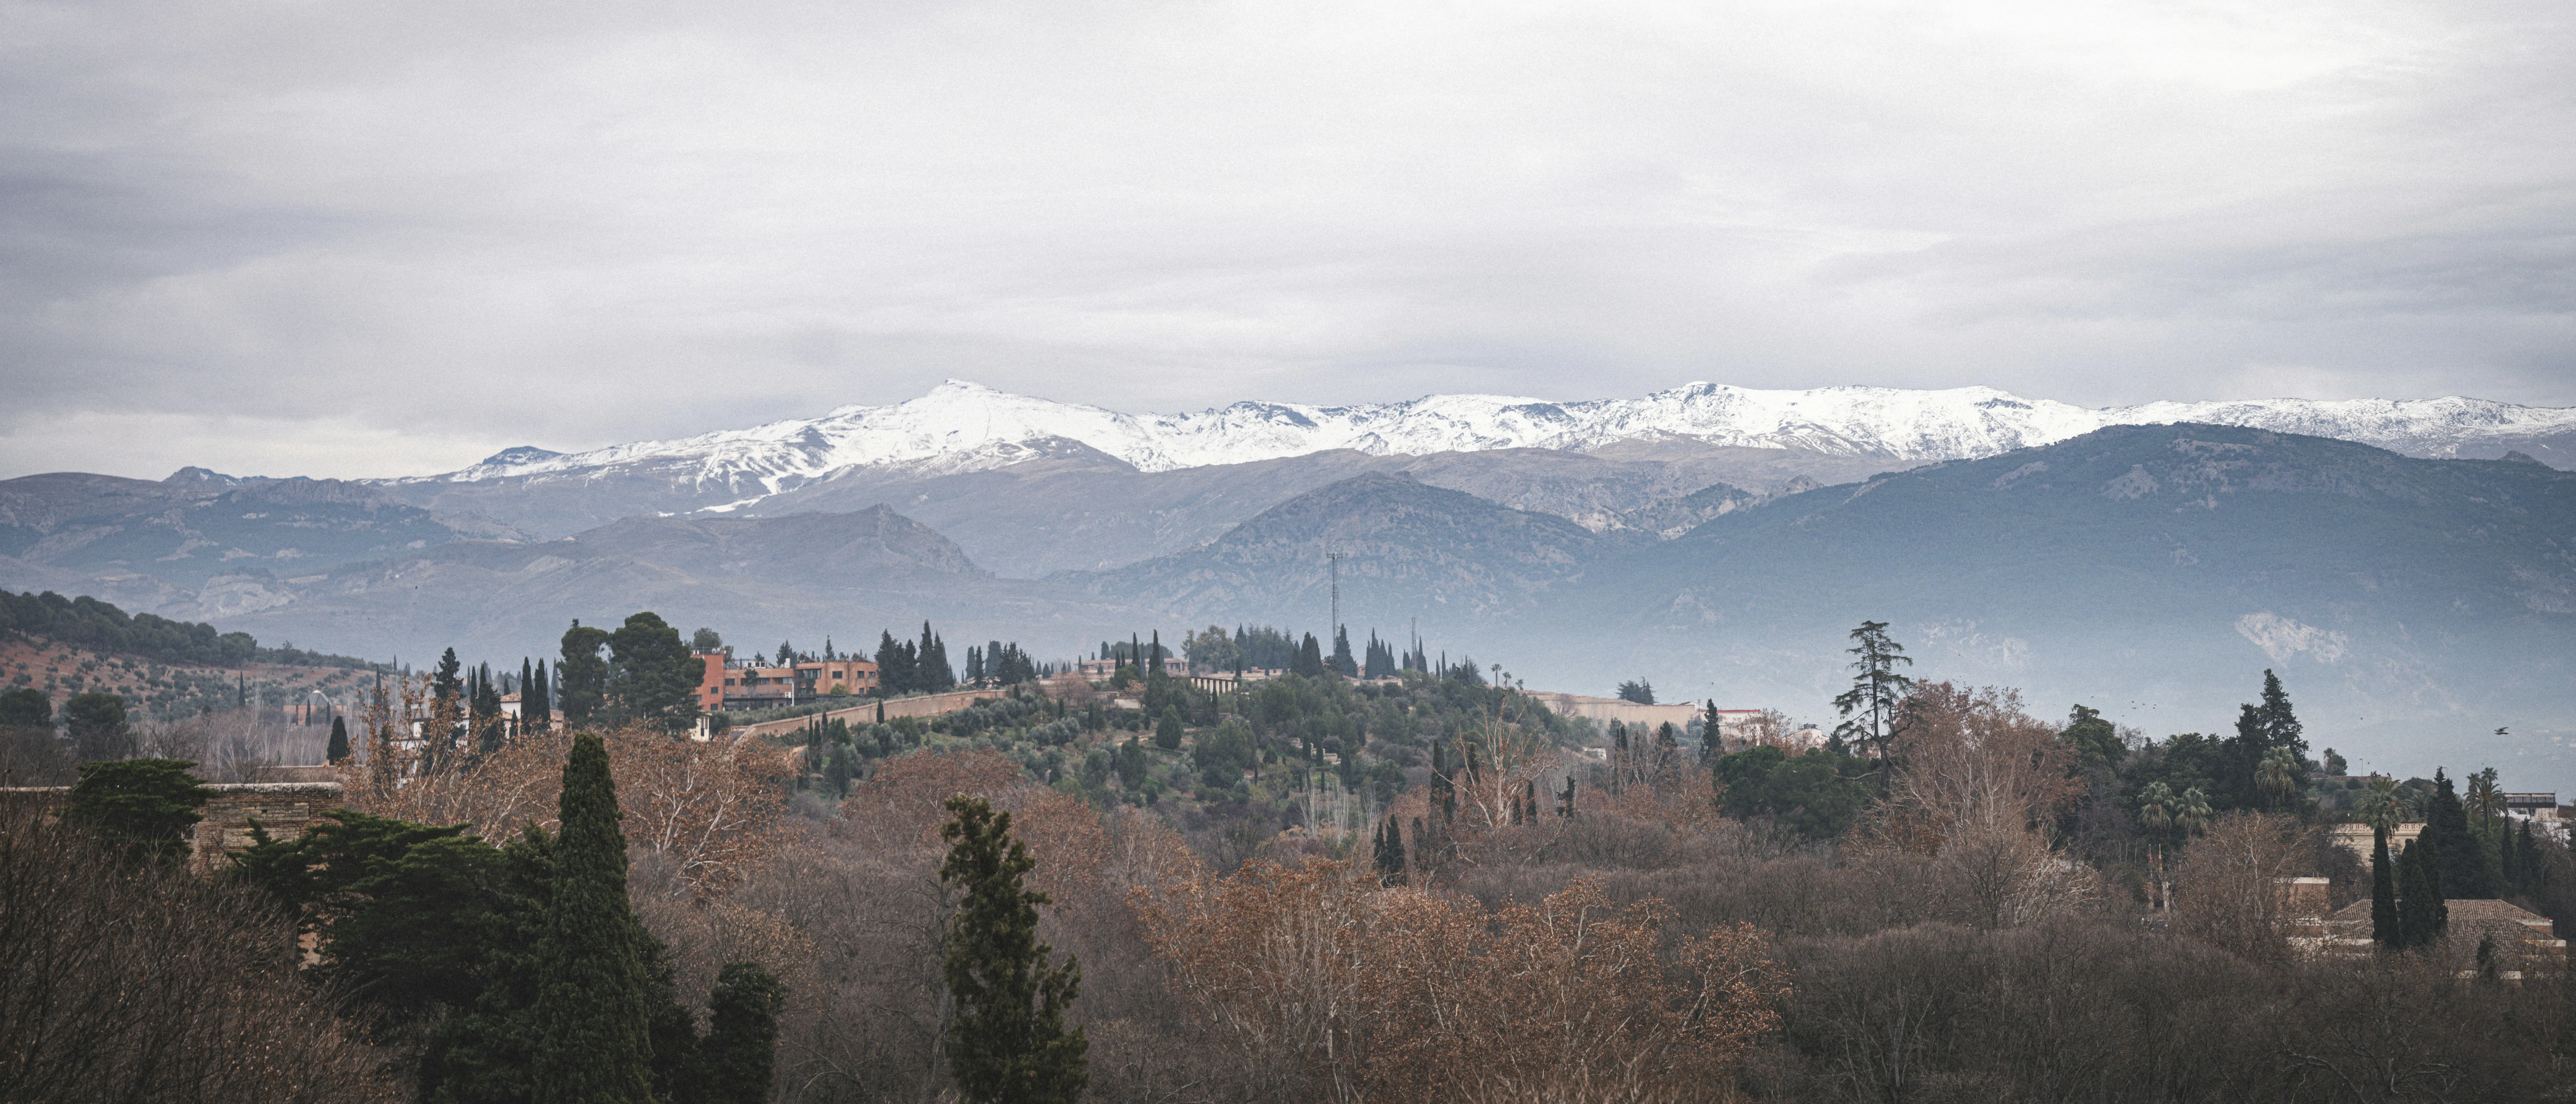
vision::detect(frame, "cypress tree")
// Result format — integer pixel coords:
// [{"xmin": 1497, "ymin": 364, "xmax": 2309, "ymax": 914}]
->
[
  {"xmin": 940, "ymin": 796, "xmax": 1086, "ymax": 1104},
  {"xmin": 1155, "ymin": 708, "xmax": 1183, "ymax": 751},
  {"xmin": 531, "ymin": 658, "xmax": 553, "ymax": 731},
  {"xmin": 693, "ymin": 962, "xmax": 785, "ymax": 1104},
  {"xmin": 327, "ymin": 716, "xmax": 350, "ymax": 764},
  {"xmin": 1373, "ymin": 817, "xmax": 1405, "ymax": 885},
  {"xmin": 2397, "ymin": 839, "xmax": 2448, "ymax": 949},
  {"xmin": 2420, "ymin": 770, "xmax": 2488, "ymax": 897},
  {"xmin": 2516, "ymin": 821, "xmax": 2540, "ymax": 895},
  {"xmin": 2370, "ymin": 826, "xmax": 2397, "ymax": 947},
  {"xmin": 531, "ymin": 733, "xmax": 655, "ymax": 1104}
]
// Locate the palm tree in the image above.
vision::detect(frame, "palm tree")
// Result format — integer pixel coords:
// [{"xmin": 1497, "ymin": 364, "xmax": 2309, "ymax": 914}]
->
[
  {"xmin": 2357, "ymin": 776, "xmax": 2404, "ymax": 835},
  {"xmin": 2139, "ymin": 782, "xmax": 2176, "ymax": 910},
  {"xmin": 2257, "ymin": 747, "xmax": 2298, "ymax": 809},
  {"xmin": 2468, "ymin": 767, "xmax": 2505, "ymax": 823},
  {"xmin": 2177, "ymin": 787, "xmax": 2213, "ymax": 836}
]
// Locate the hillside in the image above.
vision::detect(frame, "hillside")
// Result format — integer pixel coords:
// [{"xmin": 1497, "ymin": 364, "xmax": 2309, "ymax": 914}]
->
[
  {"xmin": 1060, "ymin": 472, "xmax": 1628, "ymax": 632},
  {"xmin": 1521, "ymin": 424, "xmax": 2576, "ymax": 780},
  {"xmin": 0, "ymin": 469, "xmax": 524, "ymax": 604},
  {"xmin": 194, "ymin": 506, "xmax": 1170, "ymax": 668}
]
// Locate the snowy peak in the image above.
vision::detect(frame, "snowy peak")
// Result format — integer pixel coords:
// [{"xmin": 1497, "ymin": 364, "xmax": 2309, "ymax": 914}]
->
[{"xmin": 399, "ymin": 380, "xmax": 2576, "ymax": 490}]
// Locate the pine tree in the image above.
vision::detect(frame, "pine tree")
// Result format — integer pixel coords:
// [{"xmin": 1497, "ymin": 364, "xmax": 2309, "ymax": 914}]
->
[
  {"xmin": 2371, "ymin": 826, "xmax": 2397, "ymax": 947},
  {"xmin": 327, "ymin": 716, "xmax": 350, "ymax": 764},
  {"xmin": 693, "ymin": 962, "xmax": 785, "ymax": 1104},
  {"xmin": 531, "ymin": 733, "xmax": 655, "ymax": 1104},
  {"xmin": 65, "ymin": 758, "xmax": 211, "ymax": 862},
  {"xmin": 939, "ymin": 797, "xmax": 1087, "ymax": 1104},
  {"xmin": 1829, "ymin": 621, "xmax": 1913, "ymax": 768}
]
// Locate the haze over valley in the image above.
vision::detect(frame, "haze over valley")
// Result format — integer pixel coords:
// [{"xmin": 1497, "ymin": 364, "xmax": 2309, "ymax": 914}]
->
[{"xmin": 7, "ymin": 380, "xmax": 2569, "ymax": 790}]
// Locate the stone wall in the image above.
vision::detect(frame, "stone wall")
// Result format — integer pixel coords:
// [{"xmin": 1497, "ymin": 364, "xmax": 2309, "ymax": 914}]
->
[{"xmin": 0, "ymin": 780, "xmax": 344, "ymax": 873}]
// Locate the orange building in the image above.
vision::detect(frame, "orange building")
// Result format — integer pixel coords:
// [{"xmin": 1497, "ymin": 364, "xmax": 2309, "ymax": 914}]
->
[{"xmin": 694, "ymin": 652, "xmax": 879, "ymax": 712}]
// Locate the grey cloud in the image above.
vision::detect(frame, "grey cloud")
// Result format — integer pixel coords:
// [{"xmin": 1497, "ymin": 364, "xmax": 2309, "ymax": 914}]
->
[{"xmin": 2, "ymin": 0, "xmax": 2572, "ymax": 479}]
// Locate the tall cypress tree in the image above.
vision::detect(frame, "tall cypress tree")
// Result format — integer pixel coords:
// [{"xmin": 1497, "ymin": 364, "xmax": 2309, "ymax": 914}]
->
[
  {"xmin": 530, "ymin": 659, "xmax": 553, "ymax": 732},
  {"xmin": 531, "ymin": 733, "xmax": 655, "ymax": 1104},
  {"xmin": 2397, "ymin": 839, "xmax": 2447, "ymax": 949},
  {"xmin": 693, "ymin": 962, "xmax": 785, "ymax": 1104},
  {"xmin": 2419, "ymin": 769, "xmax": 2489, "ymax": 897},
  {"xmin": 327, "ymin": 716, "xmax": 350, "ymax": 764},
  {"xmin": 939, "ymin": 796, "xmax": 1087, "ymax": 1104},
  {"xmin": 2370, "ymin": 826, "xmax": 2398, "ymax": 947}
]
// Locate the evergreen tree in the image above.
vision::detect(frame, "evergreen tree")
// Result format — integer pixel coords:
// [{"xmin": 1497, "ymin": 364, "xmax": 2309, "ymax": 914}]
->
[
  {"xmin": 918, "ymin": 623, "xmax": 956, "ymax": 692},
  {"xmin": 692, "ymin": 962, "xmax": 785, "ymax": 1104},
  {"xmin": 608, "ymin": 612, "xmax": 705, "ymax": 729},
  {"xmin": 1149, "ymin": 630, "xmax": 1164, "ymax": 675},
  {"xmin": 1155, "ymin": 707, "xmax": 1184, "ymax": 751},
  {"xmin": 2419, "ymin": 769, "xmax": 2490, "ymax": 897},
  {"xmin": 65, "ymin": 757, "xmax": 211, "ymax": 862},
  {"xmin": 938, "ymin": 796, "xmax": 1087, "ymax": 1104},
  {"xmin": 473, "ymin": 662, "xmax": 508, "ymax": 755},
  {"xmin": 530, "ymin": 658, "xmax": 553, "ymax": 732},
  {"xmin": 966, "ymin": 645, "xmax": 985, "ymax": 687},
  {"xmin": 1328, "ymin": 627, "xmax": 1356, "ymax": 677},
  {"xmin": 2224, "ymin": 670, "xmax": 2308, "ymax": 810},
  {"xmin": 531, "ymin": 733, "xmax": 656, "ymax": 1104},
  {"xmin": 2397, "ymin": 838, "xmax": 2448, "ymax": 949},
  {"xmin": 327, "ymin": 716, "xmax": 350, "ymax": 764},
  {"xmin": 63, "ymin": 690, "xmax": 132, "ymax": 761},
  {"xmin": 689, "ymin": 627, "xmax": 724, "ymax": 654},
  {"xmin": 1829, "ymin": 621, "xmax": 1914, "ymax": 766},
  {"xmin": 1293, "ymin": 633, "xmax": 1325, "ymax": 678},
  {"xmin": 2515, "ymin": 821, "xmax": 2539, "ymax": 896},
  {"xmin": 2371, "ymin": 826, "xmax": 2398, "ymax": 947},
  {"xmin": 1372, "ymin": 817, "xmax": 1405, "ymax": 885},
  {"xmin": 433, "ymin": 648, "xmax": 466, "ymax": 708},
  {"xmin": 0, "ymin": 686, "xmax": 48, "ymax": 729},
  {"xmin": 2500, "ymin": 815, "xmax": 2523, "ymax": 892},
  {"xmin": 559, "ymin": 621, "xmax": 611, "ymax": 728},
  {"xmin": 875, "ymin": 631, "xmax": 910, "ymax": 696}
]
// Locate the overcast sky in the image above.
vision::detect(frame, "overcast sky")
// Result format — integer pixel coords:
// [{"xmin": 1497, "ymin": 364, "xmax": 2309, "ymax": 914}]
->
[{"xmin": 4, "ymin": 0, "xmax": 2571, "ymax": 480}]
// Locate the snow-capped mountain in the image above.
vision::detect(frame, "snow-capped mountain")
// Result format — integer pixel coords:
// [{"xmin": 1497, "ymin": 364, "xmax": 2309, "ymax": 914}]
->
[{"xmin": 401, "ymin": 380, "xmax": 2576, "ymax": 492}]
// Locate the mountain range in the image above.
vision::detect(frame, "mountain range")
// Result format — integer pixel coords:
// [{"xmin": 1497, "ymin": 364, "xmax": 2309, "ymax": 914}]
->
[{"xmin": 3, "ymin": 381, "xmax": 2571, "ymax": 788}]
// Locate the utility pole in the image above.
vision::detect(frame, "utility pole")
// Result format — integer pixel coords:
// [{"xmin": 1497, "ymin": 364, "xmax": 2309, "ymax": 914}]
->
[{"xmin": 1327, "ymin": 550, "xmax": 1344, "ymax": 638}]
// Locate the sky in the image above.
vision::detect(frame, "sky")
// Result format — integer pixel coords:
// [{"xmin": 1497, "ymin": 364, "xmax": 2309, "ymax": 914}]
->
[{"xmin": 4, "ymin": 0, "xmax": 2572, "ymax": 481}]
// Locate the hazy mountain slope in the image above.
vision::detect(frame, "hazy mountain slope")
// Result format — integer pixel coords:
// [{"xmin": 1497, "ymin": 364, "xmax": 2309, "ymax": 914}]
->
[
  {"xmin": 0, "ymin": 469, "xmax": 523, "ymax": 591},
  {"xmin": 376, "ymin": 381, "xmax": 2576, "ymax": 514},
  {"xmin": 194, "ymin": 507, "xmax": 1165, "ymax": 666},
  {"xmin": 1515, "ymin": 426, "xmax": 2576, "ymax": 782},
  {"xmin": 1059, "ymin": 472, "xmax": 1619, "ymax": 635}
]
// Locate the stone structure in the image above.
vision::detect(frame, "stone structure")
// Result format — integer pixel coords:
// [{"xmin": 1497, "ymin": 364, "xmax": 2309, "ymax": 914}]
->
[
  {"xmin": 1524, "ymin": 692, "xmax": 1700, "ymax": 731},
  {"xmin": 0, "ymin": 778, "xmax": 345, "ymax": 873},
  {"xmin": 2327, "ymin": 821, "xmax": 2425, "ymax": 860}
]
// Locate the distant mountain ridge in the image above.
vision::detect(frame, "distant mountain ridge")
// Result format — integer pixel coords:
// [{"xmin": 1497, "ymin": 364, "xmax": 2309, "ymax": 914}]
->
[{"xmin": 389, "ymin": 380, "xmax": 2576, "ymax": 497}]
